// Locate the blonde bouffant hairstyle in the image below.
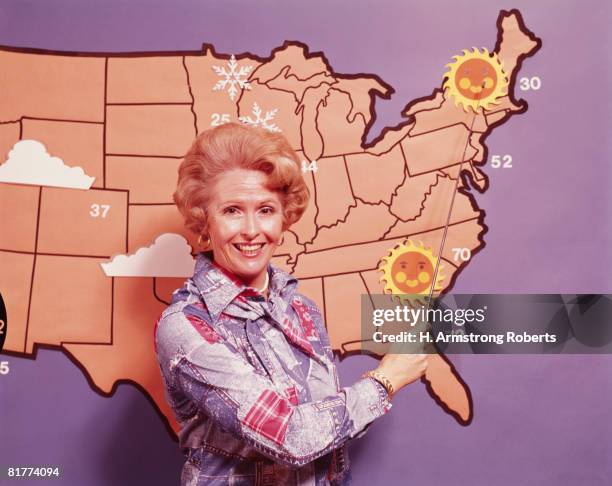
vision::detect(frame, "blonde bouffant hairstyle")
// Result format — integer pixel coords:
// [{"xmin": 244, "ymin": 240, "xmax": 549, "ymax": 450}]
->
[{"xmin": 173, "ymin": 122, "xmax": 310, "ymax": 237}]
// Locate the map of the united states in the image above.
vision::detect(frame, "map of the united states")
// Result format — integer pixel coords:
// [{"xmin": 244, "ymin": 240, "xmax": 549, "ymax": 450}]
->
[{"xmin": 0, "ymin": 10, "xmax": 540, "ymax": 433}]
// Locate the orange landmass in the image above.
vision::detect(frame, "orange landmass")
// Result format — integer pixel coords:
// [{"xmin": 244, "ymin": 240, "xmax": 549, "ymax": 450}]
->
[
  {"xmin": 0, "ymin": 122, "xmax": 20, "ymax": 160},
  {"xmin": 27, "ymin": 255, "xmax": 112, "ymax": 353},
  {"xmin": 251, "ymin": 44, "xmax": 334, "ymax": 101},
  {"xmin": 37, "ymin": 187, "xmax": 128, "ymax": 256},
  {"xmin": 154, "ymin": 277, "xmax": 187, "ymax": 304},
  {"xmin": 63, "ymin": 277, "xmax": 178, "ymax": 432},
  {"xmin": 238, "ymin": 81, "xmax": 302, "ymax": 149},
  {"xmin": 423, "ymin": 354, "xmax": 471, "ymax": 422},
  {"xmin": 184, "ymin": 49, "xmax": 262, "ymax": 134},
  {"xmin": 386, "ymin": 176, "xmax": 481, "ymax": 240},
  {"xmin": 22, "ymin": 119, "xmax": 104, "ymax": 188},
  {"xmin": 107, "ymin": 56, "xmax": 191, "ymax": 104},
  {"xmin": 403, "ymin": 92, "xmax": 445, "ymax": 117},
  {"xmin": 322, "ymin": 272, "xmax": 370, "ymax": 351},
  {"xmin": 365, "ymin": 123, "xmax": 413, "ymax": 156},
  {"xmin": 273, "ymin": 230, "xmax": 305, "ymax": 266},
  {"xmin": 486, "ymin": 110, "xmax": 508, "ymax": 125},
  {"xmin": 409, "ymin": 93, "xmax": 488, "ymax": 136},
  {"xmin": 317, "ymin": 89, "xmax": 366, "ymax": 157},
  {"xmin": 0, "ymin": 251, "xmax": 33, "ymax": 353},
  {"xmin": 305, "ymin": 201, "xmax": 397, "ymax": 252},
  {"xmin": 0, "ymin": 51, "xmax": 105, "ymax": 122},
  {"xmin": 288, "ymin": 160, "xmax": 318, "ymax": 245},
  {"xmin": 497, "ymin": 14, "xmax": 540, "ymax": 75},
  {"xmin": 313, "ymin": 156, "xmax": 355, "ymax": 227},
  {"xmin": 270, "ymin": 255, "xmax": 292, "ymax": 273},
  {"xmin": 0, "ymin": 183, "xmax": 39, "ymax": 252},
  {"xmin": 359, "ymin": 267, "xmax": 386, "ymax": 296},
  {"xmin": 346, "ymin": 144, "xmax": 407, "ymax": 205},
  {"xmin": 106, "ymin": 105, "xmax": 196, "ymax": 157},
  {"xmin": 333, "ymin": 78, "xmax": 387, "ymax": 130},
  {"xmin": 297, "ymin": 84, "xmax": 330, "ymax": 161},
  {"xmin": 250, "ymin": 44, "xmax": 336, "ymax": 119},
  {"xmin": 127, "ymin": 205, "xmax": 192, "ymax": 254},
  {"xmin": 387, "ymin": 219, "xmax": 484, "ymax": 275},
  {"xmin": 441, "ymin": 162, "xmax": 487, "ymax": 191},
  {"xmin": 267, "ymin": 69, "xmax": 333, "ymax": 105},
  {"xmin": 401, "ymin": 124, "xmax": 477, "ymax": 176},
  {"xmin": 293, "ymin": 237, "xmax": 405, "ymax": 279},
  {"xmin": 390, "ymin": 172, "xmax": 440, "ymax": 221},
  {"xmin": 106, "ymin": 156, "xmax": 179, "ymax": 204},
  {"xmin": 0, "ymin": 10, "xmax": 542, "ymax": 430}
]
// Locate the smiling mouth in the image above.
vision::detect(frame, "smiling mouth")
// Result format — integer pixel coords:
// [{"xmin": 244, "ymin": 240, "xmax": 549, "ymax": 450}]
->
[{"xmin": 233, "ymin": 242, "xmax": 266, "ymax": 257}]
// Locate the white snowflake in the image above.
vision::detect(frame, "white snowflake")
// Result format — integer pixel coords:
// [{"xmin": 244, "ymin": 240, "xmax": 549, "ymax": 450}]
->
[
  {"xmin": 212, "ymin": 55, "xmax": 253, "ymax": 101},
  {"xmin": 239, "ymin": 102, "xmax": 282, "ymax": 133}
]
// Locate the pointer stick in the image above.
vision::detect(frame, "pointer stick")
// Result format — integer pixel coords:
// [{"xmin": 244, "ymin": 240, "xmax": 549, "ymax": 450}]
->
[{"xmin": 419, "ymin": 87, "xmax": 484, "ymax": 416}]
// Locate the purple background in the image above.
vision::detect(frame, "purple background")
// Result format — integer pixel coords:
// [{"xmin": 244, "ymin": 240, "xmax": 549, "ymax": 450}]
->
[{"xmin": 1, "ymin": 1, "xmax": 611, "ymax": 484}]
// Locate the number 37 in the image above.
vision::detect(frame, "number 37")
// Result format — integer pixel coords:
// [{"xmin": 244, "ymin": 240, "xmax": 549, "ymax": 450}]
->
[{"xmin": 90, "ymin": 204, "xmax": 110, "ymax": 218}]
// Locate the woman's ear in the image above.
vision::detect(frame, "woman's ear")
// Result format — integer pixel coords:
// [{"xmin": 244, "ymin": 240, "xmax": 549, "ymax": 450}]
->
[{"xmin": 197, "ymin": 234, "xmax": 212, "ymax": 251}]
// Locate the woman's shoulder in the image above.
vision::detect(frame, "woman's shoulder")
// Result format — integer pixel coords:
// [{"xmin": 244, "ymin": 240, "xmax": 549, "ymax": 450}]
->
[
  {"xmin": 154, "ymin": 278, "xmax": 218, "ymax": 354},
  {"xmin": 159, "ymin": 278, "xmax": 208, "ymax": 321}
]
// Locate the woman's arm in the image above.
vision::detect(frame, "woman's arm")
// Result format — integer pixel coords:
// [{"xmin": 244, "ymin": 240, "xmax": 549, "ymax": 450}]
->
[{"xmin": 155, "ymin": 305, "xmax": 391, "ymax": 468}]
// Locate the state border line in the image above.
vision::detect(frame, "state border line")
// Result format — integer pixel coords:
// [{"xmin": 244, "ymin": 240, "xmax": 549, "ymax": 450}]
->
[
  {"xmin": 24, "ymin": 186, "xmax": 42, "ymax": 354},
  {"xmin": 299, "ymin": 215, "xmax": 479, "ymax": 256},
  {"xmin": 0, "ymin": 249, "xmax": 112, "ymax": 259}
]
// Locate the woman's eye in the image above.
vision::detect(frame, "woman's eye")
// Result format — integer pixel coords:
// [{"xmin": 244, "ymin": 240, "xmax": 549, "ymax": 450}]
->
[
  {"xmin": 260, "ymin": 206, "xmax": 275, "ymax": 214},
  {"xmin": 223, "ymin": 207, "xmax": 239, "ymax": 215}
]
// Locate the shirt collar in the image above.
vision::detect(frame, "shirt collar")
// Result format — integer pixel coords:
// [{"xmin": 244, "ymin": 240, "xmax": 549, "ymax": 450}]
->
[{"xmin": 191, "ymin": 252, "xmax": 298, "ymax": 322}]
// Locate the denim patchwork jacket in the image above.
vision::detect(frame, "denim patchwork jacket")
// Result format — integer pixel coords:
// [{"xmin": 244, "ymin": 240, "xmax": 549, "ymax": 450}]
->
[{"xmin": 154, "ymin": 253, "xmax": 392, "ymax": 485}]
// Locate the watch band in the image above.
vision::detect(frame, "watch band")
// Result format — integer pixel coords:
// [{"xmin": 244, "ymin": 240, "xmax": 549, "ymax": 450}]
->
[{"xmin": 362, "ymin": 370, "xmax": 395, "ymax": 399}]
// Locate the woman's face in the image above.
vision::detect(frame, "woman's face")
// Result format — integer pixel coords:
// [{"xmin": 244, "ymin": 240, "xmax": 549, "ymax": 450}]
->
[{"xmin": 206, "ymin": 169, "xmax": 283, "ymax": 289}]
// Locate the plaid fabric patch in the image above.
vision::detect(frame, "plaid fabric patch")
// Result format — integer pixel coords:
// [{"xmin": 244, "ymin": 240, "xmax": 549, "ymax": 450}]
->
[
  {"xmin": 281, "ymin": 317, "xmax": 315, "ymax": 357},
  {"xmin": 285, "ymin": 385, "xmax": 299, "ymax": 406},
  {"xmin": 185, "ymin": 313, "xmax": 222, "ymax": 344},
  {"xmin": 242, "ymin": 389, "xmax": 294, "ymax": 445},
  {"xmin": 291, "ymin": 298, "xmax": 318, "ymax": 340}
]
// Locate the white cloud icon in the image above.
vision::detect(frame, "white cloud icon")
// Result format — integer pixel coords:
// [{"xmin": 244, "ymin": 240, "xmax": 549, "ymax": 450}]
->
[
  {"xmin": 101, "ymin": 233, "xmax": 195, "ymax": 277},
  {"xmin": 0, "ymin": 139, "xmax": 95, "ymax": 189}
]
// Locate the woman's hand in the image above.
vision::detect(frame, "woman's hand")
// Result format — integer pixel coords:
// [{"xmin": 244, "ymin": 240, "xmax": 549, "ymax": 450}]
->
[
  {"xmin": 375, "ymin": 351, "xmax": 428, "ymax": 394},
  {"xmin": 372, "ymin": 314, "xmax": 431, "ymax": 395}
]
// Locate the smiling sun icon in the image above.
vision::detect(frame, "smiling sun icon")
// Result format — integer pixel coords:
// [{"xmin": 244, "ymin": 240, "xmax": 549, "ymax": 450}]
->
[
  {"xmin": 379, "ymin": 240, "xmax": 444, "ymax": 301},
  {"xmin": 443, "ymin": 47, "xmax": 508, "ymax": 112}
]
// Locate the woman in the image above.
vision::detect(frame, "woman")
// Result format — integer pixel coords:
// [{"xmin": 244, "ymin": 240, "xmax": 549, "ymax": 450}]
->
[{"xmin": 155, "ymin": 123, "xmax": 427, "ymax": 485}]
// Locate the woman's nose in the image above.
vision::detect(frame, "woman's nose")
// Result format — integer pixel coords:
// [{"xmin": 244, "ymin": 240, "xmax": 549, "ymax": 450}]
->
[{"xmin": 241, "ymin": 212, "xmax": 259, "ymax": 237}]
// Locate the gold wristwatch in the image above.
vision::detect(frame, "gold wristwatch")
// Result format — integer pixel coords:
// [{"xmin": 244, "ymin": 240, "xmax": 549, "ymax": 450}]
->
[{"xmin": 362, "ymin": 370, "xmax": 395, "ymax": 400}]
